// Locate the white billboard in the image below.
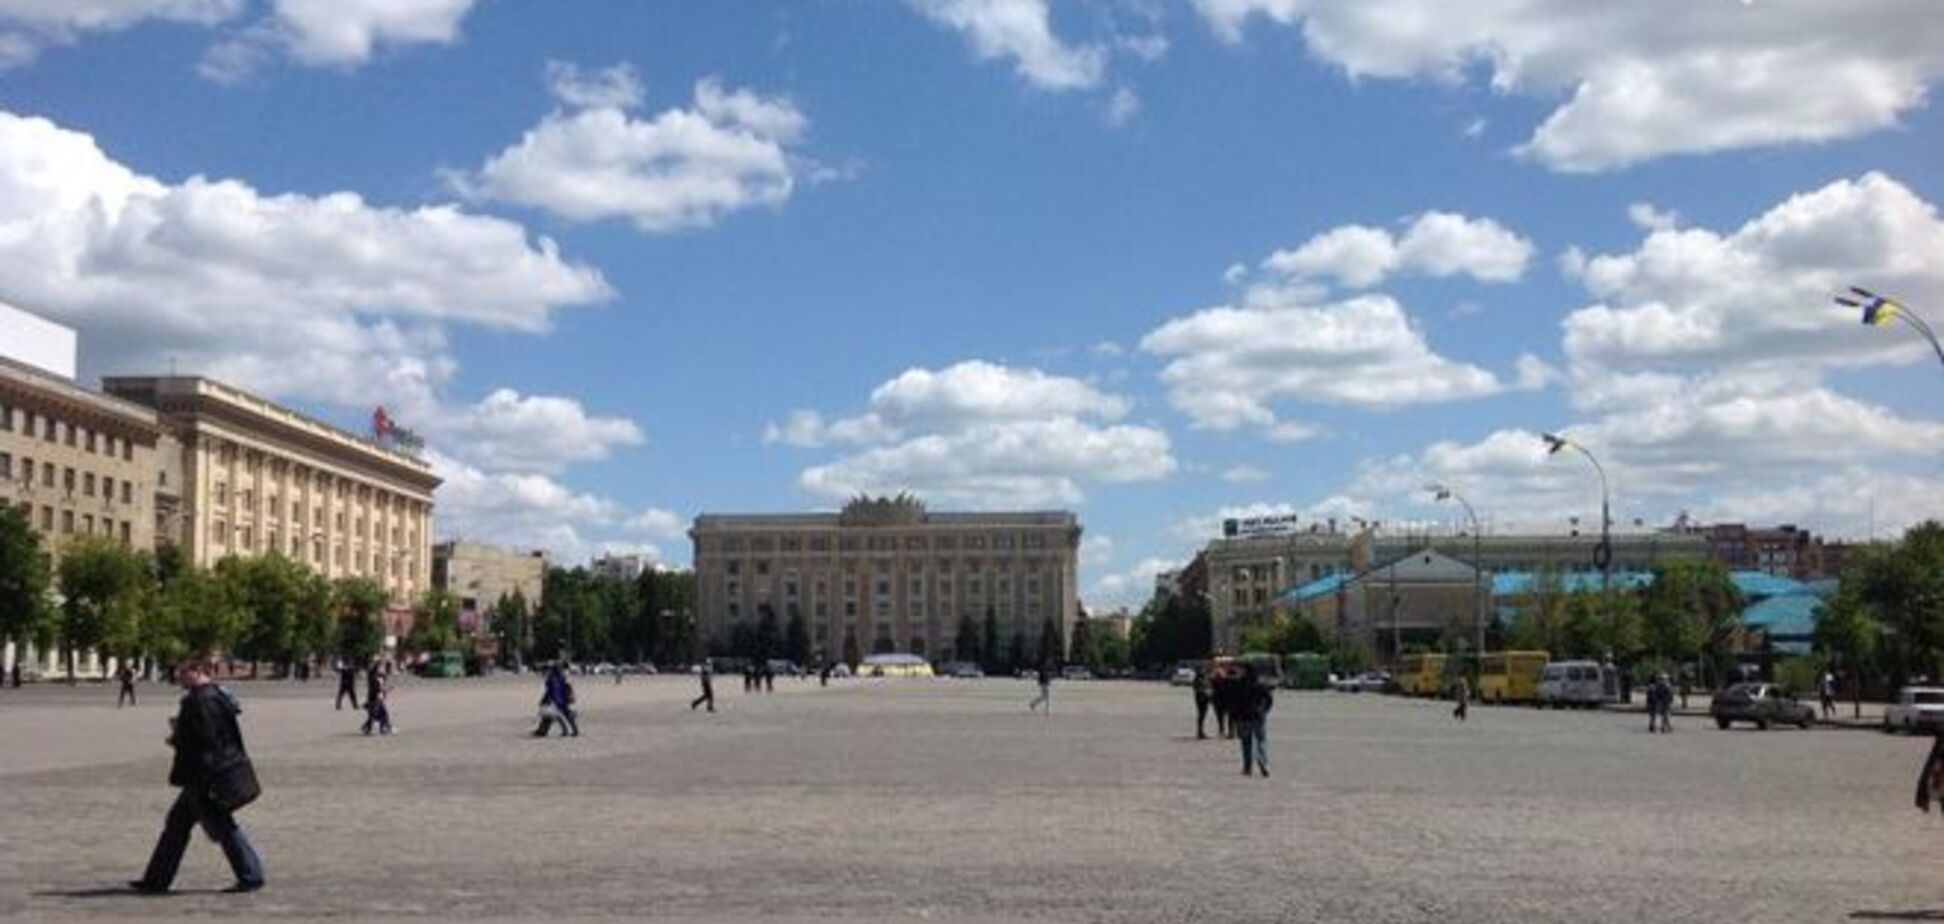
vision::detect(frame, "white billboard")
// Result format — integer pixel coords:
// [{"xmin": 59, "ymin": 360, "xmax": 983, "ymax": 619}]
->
[{"xmin": 0, "ymin": 302, "xmax": 77, "ymax": 379}]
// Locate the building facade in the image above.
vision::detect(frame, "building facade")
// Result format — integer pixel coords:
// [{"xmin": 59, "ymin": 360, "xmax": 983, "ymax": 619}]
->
[
  {"xmin": 691, "ymin": 497, "xmax": 1081, "ymax": 664},
  {"xmin": 1698, "ymin": 523, "xmax": 1838, "ymax": 579},
  {"xmin": 104, "ymin": 377, "xmax": 440, "ymax": 605},
  {"xmin": 1, "ymin": 357, "xmax": 165, "ymax": 678},
  {"xmin": 591, "ymin": 552, "xmax": 655, "ymax": 582},
  {"xmin": 432, "ymin": 541, "xmax": 548, "ymax": 630},
  {"xmin": 1200, "ymin": 524, "xmax": 1708, "ymax": 652}
]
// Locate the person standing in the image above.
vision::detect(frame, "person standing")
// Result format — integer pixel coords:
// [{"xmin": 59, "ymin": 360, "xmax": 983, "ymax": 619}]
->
[
  {"xmin": 1210, "ymin": 666, "xmax": 1233, "ymax": 739},
  {"xmin": 117, "ymin": 663, "xmax": 138, "ymax": 708},
  {"xmin": 1819, "ymin": 671, "xmax": 1837, "ymax": 719},
  {"xmin": 1192, "ymin": 667, "xmax": 1212, "ymax": 740},
  {"xmin": 1648, "ymin": 673, "xmax": 1674, "ymax": 733},
  {"xmin": 361, "ymin": 663, "xmax": 392, "ymax": 736},
  {"xmin": 130, "ymin": 662, "xmax": 265, "ymax": 894},
  {"xmin": 1226, "ymin": 663, "xmax": 1273, "ymax": 778},
  {"xmin": 691, "ymin": 662, "xmax": 716, "ymax": 712},
  {"xmin": 1917, "ymin": 732, "xmax": 1944, "ymax": 817},
  {"xmin": 1451, "ymin": 675, "xmax": 1470, "ymax": 722},
  {"xmin": 334, "ymin": 660, "xmax": 359, "ymax": 711},
  {"xmin": 1027, "ymin": 661, "xmax": 1052, "ymax": 714}
]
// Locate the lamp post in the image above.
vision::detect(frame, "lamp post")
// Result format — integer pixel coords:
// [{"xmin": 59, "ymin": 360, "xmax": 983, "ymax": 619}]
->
[
  {"xmin": 1542, "ymin": 432, "xmax": 1613, "ymax": 634},
  {"xmin": 1841, "ymin": 286, "xmax": 1944, "ymax": 373},
  {"xmin": 1427, "ymin": 483, "xmax": 1484, "ymax": 657}
]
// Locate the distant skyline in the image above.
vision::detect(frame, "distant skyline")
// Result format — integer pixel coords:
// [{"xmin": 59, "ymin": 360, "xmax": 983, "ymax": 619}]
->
[{"xmin": 2, "ymin": 1, "xmax": 1940, "ymax": 607}]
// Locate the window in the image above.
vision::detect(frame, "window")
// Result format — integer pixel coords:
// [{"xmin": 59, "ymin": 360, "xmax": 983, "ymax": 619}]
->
[
  {"xmin": 82, "ymin": 514, "xmax": 93, "ymax": 533},
  {"xmin": 875, "ymin": 579, "xmax": 891, "ymax": 597},
  {"xmin": 756, "ymin": 560, "xmax": 770, "ymax": 576},
  {"xmin": 85, "ymin": 431, "xmax": 96, "ymax": 453},
  {"xmin": 215, "ymin": 482, "xmax": 229, "ymax": 506},
  {"xmin": 211, "ymin": 520, "xmax": 227, "ymax": 545},
  {"xmin": 104, "ymin": 435, "xmax": 115, "ymax": 457},
  {"xmin": 83, "ymin": 473, "xmax": 95, "ymax": 497},
  {"xmin": 241, "ymin": 488, "xmax": 252, "ymax": 509},
  {"xmin": 119, "ymin": 521, "xmax": 130, "ymax": 545},
  {"xmin": 122, "ymin": 440, "xmax": 132, "ymax": 462},
  {"xmin": 62, "ymin": 468, "xmax": 74, "ymax": 494},
  {"xmin": 64, "ymin": 423, "xmax": 75, "ymax": 447},
  {"xmin": 60, "ymin": 510, "xmax": 73, "ymax": 533},
  {"xmin": 0, "ymin": 403, "xmax": 9, "ymax": 431},
  {"xmin": 41, "ymin": 462, "xmax": 52, "ymax": 487},
  {"xmin": 844, "ymin": 601, "xmax": 857, "ymax": 617},
  {"xmin": 40, "ymin": 506, "xmax": 52, "ymax": 529},
  {"xmin": 0, "ymin": 453, "xmax": 9, "ymax": 480}
]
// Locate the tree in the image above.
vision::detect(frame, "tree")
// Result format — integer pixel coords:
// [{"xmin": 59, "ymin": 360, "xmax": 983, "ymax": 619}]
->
[
  {"xmin": 955, "ymin": 613, "xmax": 981, "ymax": 665},
  {"xmin": 1067, "ymin": 616, "xmax": 1092, "ymax": 666},
  {"xmin": 1239, "ymin": 611, "xmax": 1325, "ymax": 656},
  {"xmin": 981, "ymin": 608, "xmax": 1000, "ymax": 672},
  {"xmin": 407, "ymin": 589, "xmax": 462, "ymax": 654},
  {"xmin": 288, "ymin": 571, "xmax": 334, "ymax": 675},
  {"xmin": 218, "ymin": 554, "xmax": 308, "ymax": 676},
  {"xmin": 56, "ymin": 536, "xmax": 147, "ymax": 681},
  {"xmin": 784, "ymin": 607, "xmax": 810, "ymax": 665},
  {"xmin": 490, "ymin": 589, "xmax": 533, "ymax": 668},
  {"xmin": 1038, "ymin": 615, "xmax": 1063, "ymax": 666},
  {"xmin": 158, "ymin": 569, "xmax": 244, "ymax": 663},
  {"xmin": 1816, "ymin": 557, "xmax": 1883, "ymax": 716},
  {"xmin": 0, "ymin": 506, "xmax": 51, "ymax": 680},
  {"xmin": 755, "ymin": 603, "xmax": 780, "ymax": 660},
  {"xmin": 333, "ymin": 577, "xmax": 388, "ymax": 663},
  {"xmin": 1832, "ymin": 523, "xmax": 1944, "ymax": 689},
  {"xmin": 1007, "ymin": 630, "xmax": 1027, "ymax": 673}
]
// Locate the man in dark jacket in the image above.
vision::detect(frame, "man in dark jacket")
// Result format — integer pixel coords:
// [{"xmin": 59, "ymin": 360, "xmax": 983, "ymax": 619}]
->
[
  {"xmin": 1192, "ymin": 667, "xmax": 1212, "ymax": 740},
  {"xmin": 334, "ymin": 659, "xmax": 359, "ymax": 711},
  {"xmin": 1224, "ymin": 663, "xmax": 1274, "ymax": 778},
  {"xmin": 131, "ymin": 662, "xmax": 264, "ymax": 894},
  {"xmin": 1917, "ymin": 732, "xmax": 1944, "ymax": 817},
  {"xmin": 533, "ymin": 663, "xmax": 579, "ymax": 737}
]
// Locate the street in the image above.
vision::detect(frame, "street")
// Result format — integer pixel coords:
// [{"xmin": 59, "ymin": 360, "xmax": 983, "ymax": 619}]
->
[{"xmin": 1, "ymin": 676, "xmax": 1938, "ymax": 923}]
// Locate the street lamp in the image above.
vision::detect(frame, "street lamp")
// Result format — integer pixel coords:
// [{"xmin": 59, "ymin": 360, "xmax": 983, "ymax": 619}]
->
[
  {"xmin": 1840, "ymin": 286, "xmax": 1944, "ymax": 373},
  {"xmin": 1541, "ymin": 431, "xmax": 1613, "ymax": 626},
  {"xmin": 1427, "ymin": 483, "xmax": 1484, "ymax": 658}
]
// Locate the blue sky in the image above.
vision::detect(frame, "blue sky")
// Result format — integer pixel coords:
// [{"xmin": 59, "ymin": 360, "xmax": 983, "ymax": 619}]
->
[{"xmin": 2, "ymin": 1, "xmax": 1942, "ymax": 606}]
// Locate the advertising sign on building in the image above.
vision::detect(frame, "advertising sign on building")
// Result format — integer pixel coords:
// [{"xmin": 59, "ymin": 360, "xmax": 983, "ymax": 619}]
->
[{"xmin": 1223, "ymin": 514, "xmax": 1300, "ymax": 537}]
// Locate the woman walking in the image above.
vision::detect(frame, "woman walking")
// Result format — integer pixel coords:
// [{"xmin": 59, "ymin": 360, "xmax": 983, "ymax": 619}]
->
[{"xmin": 1225, "ymin": 663, "xmax": 1273, "ymax": 778}]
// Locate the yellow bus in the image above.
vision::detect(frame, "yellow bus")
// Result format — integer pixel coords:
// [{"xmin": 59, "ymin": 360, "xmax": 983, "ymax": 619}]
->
[
  {"xmin": 1395, "ymin": 653, "xmax": 1447, "ymax": 697},
  {"xmin": 1477, "ymin": 651, "xmax": 1549, "ymax": 704}
]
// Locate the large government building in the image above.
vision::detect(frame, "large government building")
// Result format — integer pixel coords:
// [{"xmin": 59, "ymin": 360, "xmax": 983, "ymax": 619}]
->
[
  {"xmin": 691, "ymin": 497, "xmax": 1081, "ymax": 664},
  {"xmin": 105, "ymin": 376, "xmax": 441, "ymax": 604}
]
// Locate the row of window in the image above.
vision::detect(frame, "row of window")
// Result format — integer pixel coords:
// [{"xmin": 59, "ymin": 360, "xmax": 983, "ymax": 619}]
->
[
  {"xmin": 721, "ymin": 557, "xmax": 1055, "ymax": 577},
  {"xmin": 206, "ymin": 441, "xmax": 421, "ymax": 511},
  {"xmin": 722, "ymin": 599, "xmax": 1041, "ymax": 623},
  {"xmin": 723, "ymin": 574, "xmax": 1046, "ymax": 600},
  {"xmin": 208, "ymin": 483, "xmax": 416, "ymax": 545},
  {"xmin": 0, "ymin": 452, "xmax": 138, "ymax": 505},
  {"xmin": 204, "ymin": 518, "xmax": 421, "ymax": 580},
  {"xmin": 712, "ymin": 531, "xmax": 1057, "ymax": 554},
  {"xmin": 0, "ymin": 403, "xmax": 139, "ymax": 461},
  {"xmin": 9, "ymin": 500, "xmax": 134, "ymax": 545}
]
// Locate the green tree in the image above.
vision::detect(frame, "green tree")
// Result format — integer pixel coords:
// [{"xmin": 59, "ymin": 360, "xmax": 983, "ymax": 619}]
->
[
  {"xmin": 158, "ymin": 569, "xmax": 244, "ymax": 662},
  {"xmin": 289, "ymin": 571, "xmax": 334, "ymax": 675},
  {"xmin": 981, "ymin": 608, "xmax": 1000, "ymax": 672},
  {"xmin": 784, "ymin": 606, "xmax": 810, "ymax": 665},
  {"xmin": 1067, "ymin": 616, "xmax": 1091, "ymax": 665},
  {"xmin": 0, "ymin": 506, "xmax": 51, "ymax": 679},
  {"xmin": 490, "ymin": 589, "xmax": 534, "ymax": 667},
  {"xmin": 1037, "ymin": 615, "xmax": 1063, "ymax": 666},
  {"xmin": 1239, "ymin": 611, "xmax": 1325, "ymax": 656},
  {"xmin": 755, "ymin": 603, "xmax": 780, "ymax": 660},
  {"xmin": 56, "ymin": 536, "xmax": 147, "ymax": 681},
  {"xmin": 1836, "ymin": 523, "xmax": 1944, "ymax": 687},
  {"xmin": 1816, "ymin": 556, "xmax": 1883, "ymax": 716},
  {"xmin": 218, "ymin": 554, "xmax": 308, "ymax": 676},
  {"xmin": 333, "ymin": 577, "xmax": 388, "ymax": 663},
  {"xmin": 1007, "ymin": 630, "xmax": 1027, "ymax": 672},
  {"xmin": 407, "ymin": 588, "xmax": 462, "ymax": 654},
  {"xmin": 955, "ymin": 613, "xmax": 981, "ymax": 664}
]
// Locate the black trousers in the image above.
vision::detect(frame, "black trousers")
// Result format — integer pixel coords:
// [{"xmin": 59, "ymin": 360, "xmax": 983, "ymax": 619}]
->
[
  {"xmin": 335, "ymin": 684, "xmax": 358, "ymax": 711},
  {"xmin": 1194, "ymin": 694, "xmax": 1210, "ymax": 738},
  {"xmin": 690, "ymin": 688, "xmax": 714, "ymax": 711},
  {"xmin": 118, "ymin": 683, "xmax": 136, "ymax": 707},
  {"xmin": 535, "ymin": 707, "xmax": 579, "ymax": 736}
]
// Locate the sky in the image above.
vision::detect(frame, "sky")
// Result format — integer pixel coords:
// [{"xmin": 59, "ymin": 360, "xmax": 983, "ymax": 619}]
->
[{"xmin": 1, "ymin": 0, "xmax": 1942, "ymax": 608}]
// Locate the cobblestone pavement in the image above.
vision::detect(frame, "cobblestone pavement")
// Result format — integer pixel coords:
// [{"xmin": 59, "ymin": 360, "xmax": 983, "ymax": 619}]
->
[{"xmin": 2, "ymin": 676, "xmax": 1939, "ymax": 923}]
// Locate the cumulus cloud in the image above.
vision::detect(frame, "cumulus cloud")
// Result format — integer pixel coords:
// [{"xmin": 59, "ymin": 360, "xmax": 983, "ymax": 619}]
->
[
  {"xmin": 429, "ymin": 451, "xmax": 623, "ymax": 565},
  {"xmin": 433, "ymin": 389, "xmax": 644, "ymax": 475},
  {"xmin": 787, "ymin": 361, "xmax": 1175, "ymax": 508},
  {"xmin": 1188, "ymin": 0, "xmax": 1944, "ymax": 171},
  {"xmin": 624, "ymin": 508, "xmax": 687, "ymax": 541},
  {"xmin": 1262, "ymin": 211, "xmax": 1534, "ymax": 289},
  {"xmin": 0, "ymin": 0, "xmax": 241, "ymax": 68},
  {"xmin": 197, "ymin": 0, "xmax": 482, "ymax": 80},
  {"xmin": 905, "ymin": 0, "xmax": 1105, "ymax": 91},
  {"xmin": 1222, "ymin": 464, "xmax": 1271, "ymax": 483},
  {"xmin": 1086, "ymin": 556, "xmax": 1179, "ymax": 609},
  {"xmin": 452, "ymin": 73, "xmax": 811, "ymax": 234},
  {"xmin": 1142, "ymin": 290, "xmax": 1516, "ymax": 431}
]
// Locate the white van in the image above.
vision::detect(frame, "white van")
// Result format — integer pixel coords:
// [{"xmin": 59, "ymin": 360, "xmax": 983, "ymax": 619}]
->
[{"xmin": 1538, "ymin": 660, "xmax": 1617, "ymax": 709}]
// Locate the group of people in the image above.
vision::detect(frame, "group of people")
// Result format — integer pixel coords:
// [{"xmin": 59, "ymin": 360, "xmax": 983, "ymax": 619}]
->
[
  {"xmin": 1190, "ymin": 663, "xmax": 1275, "ymax": 777},
  {"xmin": 333, "ymin": 659, "xmax": 394, "ymax": 736}
]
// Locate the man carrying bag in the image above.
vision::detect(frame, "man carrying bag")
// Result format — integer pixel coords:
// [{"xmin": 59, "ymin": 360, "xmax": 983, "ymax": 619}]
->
[{"xmin": 131, "ymin": 661, "xmax": 265, "ymax": 894}]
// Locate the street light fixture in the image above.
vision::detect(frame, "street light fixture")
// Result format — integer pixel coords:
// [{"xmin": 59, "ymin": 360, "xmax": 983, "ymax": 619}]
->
[
  {"xmin": 1541, "ymin": 431, "xmax": 1614, "ymax": 627},
  {"xmin": 1427, "ymin": 483, "xmax": 1485, "ymax": 658},
  {"xmin": 1840, "ymin": 286, "xmax": 1944, "ymax": 373}
]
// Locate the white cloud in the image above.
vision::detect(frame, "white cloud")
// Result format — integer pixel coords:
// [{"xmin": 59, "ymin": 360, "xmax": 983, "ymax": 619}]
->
[
  {"xmin": 1627, "ymin": 202, "xmax": 1680, "ymax": 233},
  {"xmin": 1188, "ymin": 0, "xmax": 1944, "ymax": 171},
  {"xmin": 429, "ymin": 450, "xmax": 622, "ymax": 563},
  {"xmin": 0, "ymin": 109, "xmax": 609, "ymax": 417},
  {"xmin": 789, "ymin": 361, "xmax": 1174, "ymax": 508},
  {"xmin": 453, "ymin": 76, "xmax": 810, "ymax": 234},
  {"xmin": 0, "ymin": 0, "xmax": 241, "ymax": 67},
  {"xmin": 197, "ymin": 0, "xmax": 481, "ymax": 80},
  {"xmin": 624, "ymin": 508, "xmax": 686, "ymax": 541},
  {"xmin": 1262, "ymin": 211, "xmax": 1533, "ymax": 289},
  {"xmin": 1105, "ymin": 86, "xmax": 1142, "ymax": 126},
  {"xmin": 1222, "ymin": 464, "xmax": 1271, "ymax": 483},
  {"xmin": 433, "ymin": 389, "xmax": 643, "ymax": 475},
  {"xmin": 1142, "ymin": 290, "xmax": 1511, "ymax": 431},
  {"xmin": 1086, "ymin": 556, "xmax": 1178, "ymax": 609},
  {"xmin": 545, "ymin": 60, "xmax": 645, "ymax": 111},
  {"xmin": 1080, "ymin": 533, "xmax": 1116, "ymax": 568},
  {"xmin": 906, "ymin": 0, "xmax": 1105, "ymax": 91}
]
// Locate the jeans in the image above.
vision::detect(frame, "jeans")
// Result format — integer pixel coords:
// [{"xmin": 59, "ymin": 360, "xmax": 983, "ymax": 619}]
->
[
  {"xmin": 1028, "ymin": 684, "xmax": 1050, "ymax": 713},
  {"xmin": 140, "ymin": 788, "xmax": 264, "ymax": 889},
  {"xmin": 362, "ymin": 701, "xmax": 391, "ymax": 734},
  {"xmin": 535, "ymin": 706, "xmax": 579, "ymax": 736},
  {"xmin": 1235, "ymin": 719, "xmax": 1268, "ymax": 776}
]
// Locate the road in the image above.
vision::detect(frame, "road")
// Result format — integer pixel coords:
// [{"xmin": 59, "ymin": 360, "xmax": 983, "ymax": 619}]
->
[{"xmin": 1, "ymin": 675, "xmax": 1938, "ymax": 923}]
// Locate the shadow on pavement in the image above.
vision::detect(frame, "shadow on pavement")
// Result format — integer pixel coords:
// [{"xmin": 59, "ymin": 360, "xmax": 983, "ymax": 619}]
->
[
  {"xmin": 1850, "ymin": 911, "xmax": 1944, "ymax": 920},
  {"xmin": 36, "ymin": 886, "xmax": 227, "ymax": 899}
]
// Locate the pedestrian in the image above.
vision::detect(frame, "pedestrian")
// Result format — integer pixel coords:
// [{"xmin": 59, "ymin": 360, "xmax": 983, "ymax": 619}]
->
[
  {"xmin": 691, "ymin": 661, "xmax": 716, "ymax": 712},
  {"xmin": 1678, "ymin": 674, "xmax": 1691, "ymax": 711},
  {"xmin": 117, "ymin": 662, "xmax": 138, "ymax": 708},
  {"xmin": 819, "ymin": 662, "xmax": 832, "ymax": 687},
  {"xmin": 361, "ymin": 662, "xmax": 392, "ymax": 736},
  {"xmin": 1226, "ymin": 662, "xmax": 1273, "ymax": 778},
  {"xmin": 129, "ymin": 662, "xmax": 265, "ymax": 894},
  {"xmin": 1819, "ymin": 671, "xmax": 1837, "ymax": 719},
  {"xmin": 1647, "ymin": 673, "xmax": 1674, "ymax": 733},
  {"xmin": 763, "ymin": 663, "xmax": 775, "ymax": 693},
  {"xmin": 334, "ymin": 659, "xmax": 359, "ymax": 712},
  {"xmin": 1027, "ymin": 661, "xmax": 1052, "ymax": 713},
  {"xmin": 1192, "ymin": 667, "xmax": 1212, "ymax": 740},
  {"xmin": 1451, "ymin": 675, "xmax": 1470, "ymax": 722},
  {"xmin": 533, "ymin": 662, "xmax": 579, "ymax": 737},
  {"xmin": 1917, "ymin": 732, "xmax": 1944, "ymax": 818},
  {"xmin": 743, "ymin": 665, "xmax": 755, "ymax": 693},
  {"xmin": 1210, "ymin": 665, "xmax": 1233, "ymax": 739}
]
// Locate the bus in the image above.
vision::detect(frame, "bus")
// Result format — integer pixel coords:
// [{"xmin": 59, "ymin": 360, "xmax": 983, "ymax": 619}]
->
[
  {"xmin": 1395, "ymin": 653, "xmax": 1447, "ymax": 697},
  {"xmin": 1282, "ymin": 652, "xmax": 1332, "ymax": 690},
  {"xmin": 1239, "ymin": 652, "xmax": 1284, "ymax": 688},
  {"xmin": 1477, "ymin": 651, "xmax": 1549, "ymax": 704}
]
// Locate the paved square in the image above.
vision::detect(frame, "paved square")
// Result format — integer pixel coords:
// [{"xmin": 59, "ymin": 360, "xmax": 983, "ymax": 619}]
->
[{"xmin": 1, "ymin": 676, "xmax": 1938, "ymax": 923}]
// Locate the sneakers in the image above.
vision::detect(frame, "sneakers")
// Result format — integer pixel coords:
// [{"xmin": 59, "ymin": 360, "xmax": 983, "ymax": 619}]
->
[
  {"xmin": 223, "ymin": 881, "xmax": 265, "ymax": 894},
  {"xmin": 128, "ymin": 880, "xmax": 168, "ymax": 895}
]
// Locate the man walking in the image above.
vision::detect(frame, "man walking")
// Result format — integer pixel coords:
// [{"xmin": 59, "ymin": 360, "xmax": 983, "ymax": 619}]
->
[
  {"xmin": 361, "ymin": 662, "xmax": 392, "ymax": 736},
  {"xmin": 691, "ymin": 661, "xmax": 716, "ymax": 712},
  {"xmin": 1027, "ymin": 661, "xmax": 1053, "ymax": 714},
  {"xmin": 1451, "ymin": 675, "xmax": 1470, "ymax": 722},
  {"xmin": 1819, "ymin": 671, "xmax": 1837, "ymax": 719},
  {"xmin": 533, "ymin": 662, "xmax": 579, "ymax": 737},
  {"xmin": 1226, "ymin": 663, "xmax": 1273, "ymax": 778},
  {"xmin": 130, "ymin": 662, "xmax": 265, "ymax": 894},
  {"xmin": 1647, "ymin": 673, "xmax": 1674, "ymax": 733},
  {"xmin": 1192, "ymin": 667, "xmax": 1212, "ymax": 740},
  {"xmin": 334, "ymin": 660, "xmax": 359, "ymax": 711},
  {"xmin": 1210, "ymin": 666, "xmax": 1233, "ymax": 739},
  {"xmin": 116, "ymin": 662, "xmax": 138, "ymax": 708}
]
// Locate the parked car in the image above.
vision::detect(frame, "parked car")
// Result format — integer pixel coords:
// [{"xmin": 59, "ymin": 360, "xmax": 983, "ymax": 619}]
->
[
  {"xmin": 1333, "ymin": 671, "xmax": 1390, "ymax": 693},
  {"xmin": 943, "ymin": 661, "xmax": 985, "ymax": 679},
  {"xmin": 1538, "ymin": 660, "xmax": 1617, "ymax": 709},
  {"xmin": 1883, "ymin": 686, "xmax": 1944, "ymax": 734},
  {"xmin": 1170, "ymin": 665, "xmax": 1199, "ymax": 686},
  {"xmin": 1711, "ymin": 682, "xmax": 1815, "ymax": 730},
  {"xmin": 1062, "ymin": 665, "xmax": 1094, "ymax": 681},
  {"xmin": 765, "ymin": 659, "xmax": 804, "ymax": 677}
]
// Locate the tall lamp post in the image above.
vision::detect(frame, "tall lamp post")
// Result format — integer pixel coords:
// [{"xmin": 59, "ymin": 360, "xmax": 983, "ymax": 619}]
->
[
  {"xmin": 1427, "ymin": 483, "xmax": 1484, "ymax": 657},
  {"xmin": 1841, "ymin": 286, "xmax": 1944, "ymax": 372},
  {"xmin": 1541, "ymin": 432, "xmax": 1613, "ymax": 638}
]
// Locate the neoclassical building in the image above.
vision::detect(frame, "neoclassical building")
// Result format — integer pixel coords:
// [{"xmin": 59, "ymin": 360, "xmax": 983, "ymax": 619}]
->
[
  {"xmin": 691, "ymin": 497, "xmax": 1082, "ymax": 663},
  {"xmin": 105, "ymin": 376, "xmax": 441, "ymax": 606}
]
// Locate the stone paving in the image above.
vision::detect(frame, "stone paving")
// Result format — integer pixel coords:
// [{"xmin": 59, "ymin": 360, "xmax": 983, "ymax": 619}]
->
[{"xmin": 1, "ymin": 674, "xmax": 1939, "ymax": 923}]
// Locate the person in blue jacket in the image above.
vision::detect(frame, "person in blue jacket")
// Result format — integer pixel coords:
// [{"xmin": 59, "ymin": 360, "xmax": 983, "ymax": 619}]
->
[{"xmin": 532, "ymin": 662, "xmax": 579, "ymax": 737}]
